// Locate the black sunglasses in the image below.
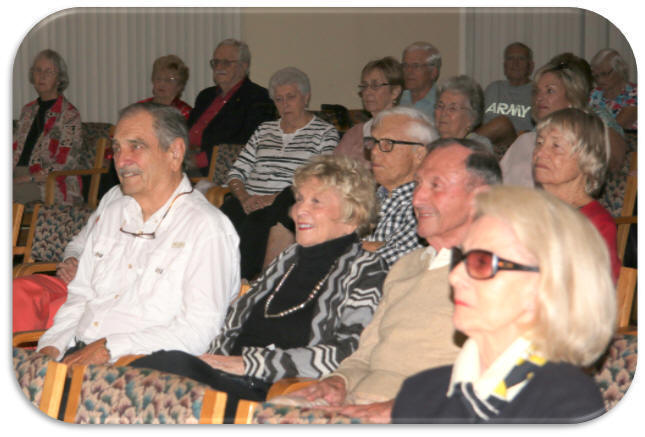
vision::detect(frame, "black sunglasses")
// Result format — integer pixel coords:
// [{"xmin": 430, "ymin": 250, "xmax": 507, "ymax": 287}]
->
[{"xmin": 450, "ymin": 247, "xmax": 539, "ymax": 280}]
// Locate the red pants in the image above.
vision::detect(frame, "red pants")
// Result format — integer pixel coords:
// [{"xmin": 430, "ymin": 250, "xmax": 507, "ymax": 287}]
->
[{"xmin": 13, "ymin": 275, "xmax": 68, "ymax": 333}]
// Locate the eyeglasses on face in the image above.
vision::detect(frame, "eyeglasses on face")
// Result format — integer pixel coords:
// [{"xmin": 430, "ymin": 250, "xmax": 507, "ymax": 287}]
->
[
  {"xmin": 592, "ymin": 68, "xmax": 614, "ymax": 81},
  {"xmin": 119, "ymin": 188, "xmax": 194, "ymax": 239},
  {"xmin": 435, "ymin": 102, "xmax": 469, "ymax": 115},
  {"xmin": 32, "ymin": 68, "xmax": 57, "ymax": 78},
  {"xmin": 450, "ymin": 247, "xmax": 539, "ymax": 280},
  {"xmin": 401, "ymin": 62, "xmax": 430, "ymax": 71},
  {"xmin": 358, "ymin": 82, "xmax": 390, "ymax": 93},
  {"xmin": 209, "ymin": 58, "xmax": 239, "ymax": 69},
  {"xmin": 153, "ymin": 76, "xmax": 179, "ymax": 84},
  {"xmin": 363, "ymin": 136, "xmax": 425, "ymax": 153}
]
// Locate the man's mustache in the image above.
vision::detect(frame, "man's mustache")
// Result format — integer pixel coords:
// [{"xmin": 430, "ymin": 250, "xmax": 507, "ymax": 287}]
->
[{"xmin": 117, "ymin": 167, "xmax": 143, "ymax": 177}]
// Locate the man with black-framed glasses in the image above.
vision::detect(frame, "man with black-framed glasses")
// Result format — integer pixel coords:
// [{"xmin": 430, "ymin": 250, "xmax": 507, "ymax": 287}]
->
[
  {"xmin": 360, "ymin": 107, "xmax": 438, "ymax": 268},
  {"xmin": 36, "ymin": 102, "xmax": 241, "ymax": 366},
  {"xmin": 186, "ymin": 38, "xmax": 275, "ymax": 178},
  {"xmin": 399, "ymin": 41, "xmax": 442, "ymax": 122}
]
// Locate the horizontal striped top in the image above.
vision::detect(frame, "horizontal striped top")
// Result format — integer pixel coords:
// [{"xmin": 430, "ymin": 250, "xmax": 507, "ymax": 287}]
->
[{"xmin": 227, "ymin": 115, "xmax": 339, "ymax": 195}]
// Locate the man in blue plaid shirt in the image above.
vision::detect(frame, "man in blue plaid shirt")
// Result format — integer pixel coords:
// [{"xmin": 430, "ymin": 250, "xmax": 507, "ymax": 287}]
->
[{"xmin": 362, "ymin": 107, "xmax": 439, "ymax": 267}]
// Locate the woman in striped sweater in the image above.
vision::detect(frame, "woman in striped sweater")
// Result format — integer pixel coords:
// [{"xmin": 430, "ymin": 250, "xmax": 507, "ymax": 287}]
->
[{"xmin": 221, "ymin": 67, "xmax": 340, "ymax": 279}]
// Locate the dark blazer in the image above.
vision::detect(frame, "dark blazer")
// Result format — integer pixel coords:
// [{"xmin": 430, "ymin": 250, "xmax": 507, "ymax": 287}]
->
[{"xmin": 187, "ymin": 77, "xmax": 276, "ymax": 165}]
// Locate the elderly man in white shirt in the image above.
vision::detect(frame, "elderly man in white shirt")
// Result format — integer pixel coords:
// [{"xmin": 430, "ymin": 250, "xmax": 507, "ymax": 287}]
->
[{"xmin": 37, "ymin": 102, "xmax": 240, "ymax": 365}]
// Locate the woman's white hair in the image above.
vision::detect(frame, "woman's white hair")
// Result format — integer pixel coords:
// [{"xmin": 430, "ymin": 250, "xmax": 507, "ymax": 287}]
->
[
  {"xmin": 591, "ymin": 48, "xmax": 630, "ymax": 82},
  {"xmin": 474, "ymin": 186, "xmax": 616, "ymax": 367}
]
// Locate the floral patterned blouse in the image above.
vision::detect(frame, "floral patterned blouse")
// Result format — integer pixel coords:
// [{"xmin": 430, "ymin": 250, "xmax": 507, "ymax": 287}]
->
[
  {"xmin": 13, "ymin": 95, "xmax": 83, "ymax": 204},
  {"xmin": 589, "ymin": 82, "xmax": 637, "ymax": 130}
]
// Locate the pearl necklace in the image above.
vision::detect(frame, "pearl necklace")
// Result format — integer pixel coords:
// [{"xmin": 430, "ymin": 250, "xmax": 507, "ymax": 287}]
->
[{"xmin": 263, "ymin": 260, "xmax": 337, "ymax": 319}]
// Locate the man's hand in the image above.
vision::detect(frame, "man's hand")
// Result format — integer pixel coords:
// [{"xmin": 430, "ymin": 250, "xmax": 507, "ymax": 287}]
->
[
  {"xmin": 199, "ymin": 354, "xmax": 245, "ymax": 375},
  {"xmin": 362, "ymin": 240, "xmax": 384, "ymax": 252},
  {"xmin": 319, "ymin": 400, "xmax": 394, "ymax": 424},
  {"xmin": 39, "ymin": 346, "xmax": 61, "ymax": 360},
  {"xmin": 288, "ymin": 375, "xmax": 347, "ymax": 406},
  {"xmin": 61, "ymin": 338, "xmax": 110, "ymax": 366},
  {"xmin": 56, "ymin": 257, "xmax": 79, "ymax": 284}
]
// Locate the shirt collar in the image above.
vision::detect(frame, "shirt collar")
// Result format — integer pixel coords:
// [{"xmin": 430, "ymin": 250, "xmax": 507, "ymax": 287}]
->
[
  {"xmin": 447, "ymin": 337, "xmax": 534, "ymax": 401},
  {"xmin": 377, "ymin": 180, "xmax": 415, "ymax": 199},
  {"xmin": 420, "ymin": 246, "xmax": 451, "ymax": 271},
  {"xmin": 123, "ymin": 173, "xmax": 192, "ymax": 229}
]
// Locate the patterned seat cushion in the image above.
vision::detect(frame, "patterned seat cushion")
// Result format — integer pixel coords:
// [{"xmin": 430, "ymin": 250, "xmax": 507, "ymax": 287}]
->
[
  {"xmin": 31, "ymin": 203, "xmax": 94, "ymax": 262},
  {"xmin": 13, "ymin": 347, "xmax": 53, "ymax": 407},
  {"xmin": 593, "ymin": 332, "xmax": 638, "ymax": 411},
  {"xmin": 211, "ymin": 144, "xmax": 245, "ymax": 186},
  {"xmin": 72, "ymin": 365, "xmax": 215, "ymax": 424},
  {"xmin": 80, "ymin": 122, "xmax": 113, "ymax": 169},
  {"xmin": 598, "ymin": 151, "xmax": 634, "ymax": 217},
  {"xmin": 253, "ymin": 402, "xmax": 361, "ymax": 424}
]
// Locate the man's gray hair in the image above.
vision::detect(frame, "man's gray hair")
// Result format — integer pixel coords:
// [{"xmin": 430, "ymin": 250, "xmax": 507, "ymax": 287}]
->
[
  {"xmin": 371, "ymin": 106, "xmax": 439, "ymax": 145},
  {"xmin": 402, "ymin": 41, "xmax": 442, "ymax": 72},
  {"xmin": 436, "ymin": 75, "xmax": 485, "ymax": 129},
  {"xmin": 216, "ymin": 38, "xmax": 251, "ymax": 71},
  {"xmin": 268, "ymin": 67, "xmax": 311, "ymax": 99},
  {"xmin": 118, "ymin": 102, "xmax": 188, "ymax": 152},
  {"xmin": 29, "ymin": 49, "xmax": 70, "ymax": 93},
  {"xmin": 427, "ymin": 137, "xmax": 502, "ymax": 186},
  {"xmin": 504, "ymin": 42, "xmax": 533, "ymax": 61}
]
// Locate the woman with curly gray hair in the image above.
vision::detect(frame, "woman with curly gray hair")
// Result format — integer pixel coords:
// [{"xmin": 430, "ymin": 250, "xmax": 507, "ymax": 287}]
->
[
  {"xmin": 532, "ymin": 107, "xmax": 620, "ymax": 281},
  {"xmin": 434, "ymin": 75, "xmax": 494, "ymax": 154},
  {"xmin": 13, "ymin": 49, "xmax": 83, "ymax": 204}
]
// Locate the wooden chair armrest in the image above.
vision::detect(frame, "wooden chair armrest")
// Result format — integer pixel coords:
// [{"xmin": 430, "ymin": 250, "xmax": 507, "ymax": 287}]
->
[
  {"xmin": 617, "ymin": 326, "xmax": 638, "ymax": 336},
  {"xmin": 13, "ymin": 262, "xmax": 58, "ymax": 278},
  {"xmin": 113, "ymin": 354, "xmax": 145, "ymax": 366},
  {"xmin": 234, "ymin": 399, "xmax": 260, "ymax": 424},
  {"xmin": 266, "ymin": 377, "xmax": 317, "ymax": 400},
  {"xmin": 205, "ymin": 186, "xmax": 230, "ymax": 208},
  {"xmin": 615, "ymin": 216, "xmax": 637, "ymax": 225},
  {"xmin": 45, "ymin": 168, "xmax": 108, "ymax": 205},
  {"xmin": 13, "ymin": 330, "xmax": 46, "ymax": 348}
]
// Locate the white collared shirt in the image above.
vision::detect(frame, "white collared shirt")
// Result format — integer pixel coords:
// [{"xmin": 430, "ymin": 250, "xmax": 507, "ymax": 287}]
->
[
  {"xmin": 421, "ymin": 246, "xmax": 451, "ymax": 271},
  {"xmin": 447, "ymin": 337, "xmax": 535, "ymax": 402},
  {"xmin": 38, "ymin": 175, "xmax": 241, "ymax": 361}
]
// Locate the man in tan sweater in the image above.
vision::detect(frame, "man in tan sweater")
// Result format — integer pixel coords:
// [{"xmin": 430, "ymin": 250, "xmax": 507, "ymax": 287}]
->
[{"xmin": 264, "ymin": 137, "xmax": 502, "ymax": 423}]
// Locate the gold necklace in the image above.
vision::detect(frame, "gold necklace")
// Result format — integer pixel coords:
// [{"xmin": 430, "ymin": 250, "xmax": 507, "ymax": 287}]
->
[{"xmin": 263, "ymin": 260, "xmax": 337, "ymax": 319}]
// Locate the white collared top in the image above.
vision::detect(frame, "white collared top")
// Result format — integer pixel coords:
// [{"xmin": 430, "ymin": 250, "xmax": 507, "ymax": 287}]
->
[{"xmin": 38, "ymin": 175, "xmax": 241, "ymax": 361}]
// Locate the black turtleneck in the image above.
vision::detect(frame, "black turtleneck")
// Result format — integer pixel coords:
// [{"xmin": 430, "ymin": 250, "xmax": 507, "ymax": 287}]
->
[
  {"xmin": 231, "ymin": 232, "xmax": 358, "ymax": 355},
  {"xmin": 17, "ymin": 97, "xmax": 58, "ymax": 167}
]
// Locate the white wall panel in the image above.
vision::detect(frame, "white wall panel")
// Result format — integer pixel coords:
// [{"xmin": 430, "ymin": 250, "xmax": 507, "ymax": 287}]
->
[
  {"xmin": 464, "ymin": 8, "xmax": 636, "ymax": 90},
  {"xmin": 13, "ymin": 7, "xmax": 240, "ymax": 123}
]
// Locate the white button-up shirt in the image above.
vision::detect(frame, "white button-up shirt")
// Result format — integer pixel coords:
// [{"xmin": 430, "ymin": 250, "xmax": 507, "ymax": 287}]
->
[{"xmin": 38, "ymin": 175, "xmax": 241, "ymax": 361}]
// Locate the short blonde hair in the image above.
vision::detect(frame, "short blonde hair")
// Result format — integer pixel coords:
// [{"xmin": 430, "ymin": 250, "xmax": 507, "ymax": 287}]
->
[
  {"xmin": 536, "ymin": 108, "xmax": 609, "ymax": 196},
  {"xmin": 474, "ymin": 186, "xmax": 616, "ymax": 366},
  {"xmin": 293, "ymin": 155, "xmax": 377, "ymax": 237},
  {"xmin": 151, "ymin": 54, "xmax": 190, "ymax": 91}
]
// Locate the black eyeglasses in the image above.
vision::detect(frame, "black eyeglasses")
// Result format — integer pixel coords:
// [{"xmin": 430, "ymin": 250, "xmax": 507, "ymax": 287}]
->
[
  {"xmin": 363, "ymin": 136, "xmax": 425, "ymax": 153},
  {"xmin": 119, "ymin": 188, "xmax": 194, "ymax": 239},
  {"xmin": 450, "ymin": 247, "xmax": 539, "ymax": 280},
  {"xmin": 209, "ymin": 58, "xmax": 239, "ymax": 69},
  {"xmin": 358, "ymin": 82, "xmax": 390, "ymax": 93}
]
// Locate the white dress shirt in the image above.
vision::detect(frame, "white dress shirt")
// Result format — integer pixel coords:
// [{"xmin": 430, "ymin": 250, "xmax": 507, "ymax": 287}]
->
[{"xmin": 38, "ymin": 174, "xmax": 241, "ymax": 361}]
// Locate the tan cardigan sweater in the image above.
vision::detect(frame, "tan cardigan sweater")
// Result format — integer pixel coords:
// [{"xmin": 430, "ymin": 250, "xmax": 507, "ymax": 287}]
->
[{"xmin": 329, "ymin": 247, "xmax": 463, "ymax": 403}]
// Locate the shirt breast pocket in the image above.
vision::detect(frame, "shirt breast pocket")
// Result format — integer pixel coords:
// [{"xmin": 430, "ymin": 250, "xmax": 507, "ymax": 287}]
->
[
  {"xmin": 137, "ymin": 247, "xmax": 190, "ymax": 317},
  {"xmin": 90, "ymin": 236, "xmax": 126, "ymax": 296}
]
